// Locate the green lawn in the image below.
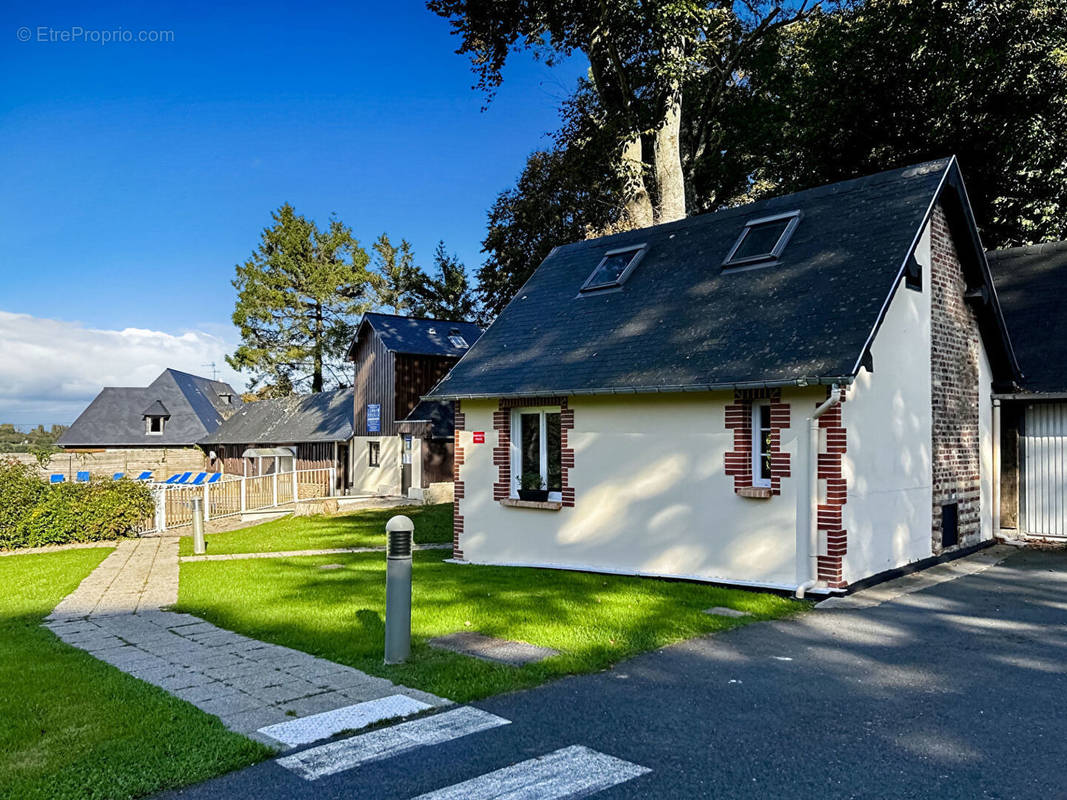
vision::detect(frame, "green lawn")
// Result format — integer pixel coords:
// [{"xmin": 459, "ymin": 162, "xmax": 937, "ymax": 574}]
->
[
  {"xmin": 0, "ymin": 550, "xmax": 270, "ymax": 800},
  {"xmin": 178, "ymin": 548, "xmax": 805, "ymax": 703},
  {"xmin": 179, "ymin": 503, "xmax": 452, "ymax": 556}
]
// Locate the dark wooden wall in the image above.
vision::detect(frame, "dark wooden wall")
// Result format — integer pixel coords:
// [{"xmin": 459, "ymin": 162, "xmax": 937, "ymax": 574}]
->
[
  {"xmin": 211, "ymin": 442, "xmax": 336, "ymax": 477},
  {"xmin": 394, "ymin": 354, "xmax": 456, "ymax": 423},
  {"xmin": 352, "ymin": 330, "xmax": 396, "ymax": 436},
  {"xmin": 421, "ymin": 438, "xmax": 454, "ymax": 486},
  {"xmin": 351, "ymin": 326, "xmax": 458, "ymax": 437}
]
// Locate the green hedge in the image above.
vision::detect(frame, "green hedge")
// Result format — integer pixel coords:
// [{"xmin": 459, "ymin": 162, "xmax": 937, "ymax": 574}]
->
[{"xmin": 0, "ymin": 460, "xmax": 155, "ymax": 550}]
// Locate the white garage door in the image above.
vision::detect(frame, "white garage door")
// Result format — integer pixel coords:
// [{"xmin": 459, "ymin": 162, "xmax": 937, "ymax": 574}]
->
[{"xmin": 1022, "ymin": 403, "xmax": 1067, "ymax": 537}]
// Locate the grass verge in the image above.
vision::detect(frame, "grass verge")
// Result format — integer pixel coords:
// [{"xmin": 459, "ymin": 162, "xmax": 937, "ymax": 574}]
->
[
  {"xmin": 178, "ymin": 548, "xmax": 805, "ymax": 704},
  {"xmin": 178, "ymin": 503, "xmax": 452, "ymax": 556},
  {"xmin": 0, "ymin": 549, "xmax": 270, "ymax": 800}
]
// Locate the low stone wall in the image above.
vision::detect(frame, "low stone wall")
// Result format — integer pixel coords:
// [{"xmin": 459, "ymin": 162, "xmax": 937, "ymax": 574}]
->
[
  {"xmin": 424, "ymin": 482, "xmax": 454, "ymax": 505},
  {"xmin": 7, "ymin": 448, "xmax": 207, "ymax": 481}
]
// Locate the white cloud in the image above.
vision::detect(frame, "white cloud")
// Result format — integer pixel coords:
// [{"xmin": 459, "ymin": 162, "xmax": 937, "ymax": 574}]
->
[{"xmin": 0, "ymin": 311, "xmax": 247, "ymax": 426}]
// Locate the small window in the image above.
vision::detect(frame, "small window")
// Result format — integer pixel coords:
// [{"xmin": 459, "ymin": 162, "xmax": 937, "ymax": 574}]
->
[
  {"xmin": 448, "ymin": 334, "xmax": 469, "ymax": 349},
  {"xmin": 751, "ymin": 403, "xmax": 772, "ymax": 488},
  {"xmin": 580, "ymin": 245, "xmax": 647, "ymax": 292},
  {"xmin": 723, "ymin": 211, "xmax": 800, "ymax": 268},
  {"xmin": 368, "ymin": 441, "xmax": 381, "ymax": 467},
  {"xmin": 905, "ymin": 254, "xmax": 923, "ymax": 292},
  {"xmin": 511, "ymin": 407, "xmax": 563, "ymax": 499},
  {"xmin": 146, "ymin": 416, "xmax": 165, "ymax": 435}
]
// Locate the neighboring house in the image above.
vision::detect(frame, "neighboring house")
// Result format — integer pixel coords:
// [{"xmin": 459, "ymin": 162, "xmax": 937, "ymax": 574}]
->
[
  {"xmin": 57, "ymin": 369, "xmax": 240, "ymax": 478},
  {"xmin": 345, "ymin": 312, "xmax": 482, "ymax": 497},
  {"xmin": 988, "ymin": 241, "xmax": 1067, "ymax": 540},
  {"xmin": 198, "ymin": 388, "xmax": 354, "ymax": 492},
  {"xmin": 426, "ymin": 158, "xmax": 1020, "ymax": 594}
]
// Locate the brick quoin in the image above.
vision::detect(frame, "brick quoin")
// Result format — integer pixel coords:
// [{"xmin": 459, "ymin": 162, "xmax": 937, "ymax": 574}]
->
[
  {"xmin": 493, "ymin": 397, "xmax": 575, "ymax": 507},
  {"xmin": 815, "ymin": 387, "xmax": 848, "ymax": 589},
  {"xmin": 930, "ymin": 205, "xmax": 982, "ymax": 552},
  {"xmin": 724, "ymin": 388, "xmax": 791, "ymax": 496},
  {"xmin": 451, "ymin": 401, "xmax": 465, "ymax": 560}
]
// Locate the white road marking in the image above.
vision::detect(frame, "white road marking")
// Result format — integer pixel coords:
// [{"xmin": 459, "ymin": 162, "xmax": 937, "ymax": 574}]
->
[
  {"xmin": 410, "ymin": 744, "xmax": 651, "ymax": 800},
  {"xmin": 258, "ymin": 694, "xmax": 432, "ymax": 747},
  {"xmin": 276, "ymin": 706, "xmax": 510, "ymax": 781}
]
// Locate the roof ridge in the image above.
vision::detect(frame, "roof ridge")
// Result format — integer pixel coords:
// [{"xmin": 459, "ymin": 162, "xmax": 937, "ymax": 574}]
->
[
  {"xmin": 364, "ymin": 311, "xmax": 479, "ymax": 326},
  {"xmin": 987, "ymin": 240, "xmax": 1067, "ymax": 259}
]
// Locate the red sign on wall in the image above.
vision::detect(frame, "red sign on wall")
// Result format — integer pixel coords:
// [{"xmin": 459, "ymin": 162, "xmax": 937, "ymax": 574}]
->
[{"xmin": 472, "ymin": 431, "xmax": 485, "ymax": 444}]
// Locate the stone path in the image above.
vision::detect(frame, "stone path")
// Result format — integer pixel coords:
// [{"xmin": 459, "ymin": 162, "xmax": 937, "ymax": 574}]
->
[
  {"xmin": 45, "ymin": 537, "xmax": 448, "ymax": 745},
  {"xmin": 180, "ymin": 542, "xmax": 452, "ymax": 562}
]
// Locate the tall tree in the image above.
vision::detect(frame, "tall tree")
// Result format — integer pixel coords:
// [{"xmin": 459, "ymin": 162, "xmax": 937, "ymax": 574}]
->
[
  {"xmin": 750, "ymin": 0, "xmax": 1067, "ymax": 248},
  {"xmin": 428, "ymin": 0, "xmax": 818, "ymax": 227},
  {"xmin": 412, "ymin": 242, "xmax": 480, "ymax": 321},
  {"xmin": 371, "ymin": 234, "xmax": 428, "ymax": 314},
  {"xmin": 229, "ymin": 204, "xmax": 372, "ymax": 393}
]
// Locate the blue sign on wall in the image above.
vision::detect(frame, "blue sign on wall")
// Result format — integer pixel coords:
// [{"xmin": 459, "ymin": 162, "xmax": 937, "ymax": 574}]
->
[{"xmin": 367, "ymin": 403, "xmax": 381, "ymax": 433}]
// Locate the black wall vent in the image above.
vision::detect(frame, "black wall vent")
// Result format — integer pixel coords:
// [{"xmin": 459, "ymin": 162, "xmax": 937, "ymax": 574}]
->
[{"xmin": 942, "ymin": 502, "xmax": 959, "ymax": 548}]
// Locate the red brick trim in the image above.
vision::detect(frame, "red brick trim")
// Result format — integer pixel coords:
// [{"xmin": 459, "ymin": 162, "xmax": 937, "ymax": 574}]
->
[
  {"xmin": 930, "ymin": 205, "xmax": 982, "ymax": 553},
  {"xmin": 815, "ymin": 387, "xmax": 848, "ymax": 588},
  {"xmin": 724, "ymin": 388, "xmax": 791, "ymax": 496},
  {"xmin": 452, "ymin": 401, "xmax": 465, "ymax": 561},
  {"xmin": 493, "ymin": 397, "xmax": 575, "ymax": 507}
]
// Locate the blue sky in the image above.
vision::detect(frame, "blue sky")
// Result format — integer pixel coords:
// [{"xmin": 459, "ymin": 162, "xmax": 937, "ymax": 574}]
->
[{"xmin": 0, "ymin": 1, "xmax": 586, "ymax": 424}]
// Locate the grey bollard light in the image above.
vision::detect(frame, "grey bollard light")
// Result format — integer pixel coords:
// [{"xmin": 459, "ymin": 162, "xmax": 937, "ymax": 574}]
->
[
  {"xmin": 191, "ymin": 497, "xmax": 206, "ymax": 555},
  {"xmin": 384, "ymin": 514, "xmax": 414, "ymax": 664}
]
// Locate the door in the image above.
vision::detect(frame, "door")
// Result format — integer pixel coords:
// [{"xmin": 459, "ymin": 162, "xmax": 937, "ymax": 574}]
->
[
  {"xmin": 401, "ymin": 435, "xmax": 413, "ymax": 495},
  {"xmin": 337, "ymin": 444, "xmax": 349, "ymax": 494},
  {"xmin": 1021, "ymin": 403, "xmax": 1067, "ymax": 537}
]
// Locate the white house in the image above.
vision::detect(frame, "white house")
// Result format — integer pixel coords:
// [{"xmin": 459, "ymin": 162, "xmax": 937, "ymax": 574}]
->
[{"xmin": 425, "ymin": 158, "xmax": 1021, "ymax": 595}]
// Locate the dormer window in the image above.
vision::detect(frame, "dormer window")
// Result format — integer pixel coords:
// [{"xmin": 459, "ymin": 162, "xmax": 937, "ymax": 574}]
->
[
  {"xmin": 723, "ymin": 211, "xmax": 800, "ymax": 268},
  {"xmin": 580, "ymin": 245, "xmax": 647, "ymax": 292},
  {"xmin": 142, "ymin": 400, "xmax": 170, "ymax": 436},
  {"xmin": 218, "ymin": 392, "xmax": 234, "ymax": 405}
]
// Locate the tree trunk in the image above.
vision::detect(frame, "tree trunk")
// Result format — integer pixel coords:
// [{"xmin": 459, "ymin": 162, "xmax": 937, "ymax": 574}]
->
[
  {"xmin": 653, "ymin": 78, "xmax": 686, "ymax": 224},
  {"xmin": 620, "ymin": 133, "xmax": 654, "ymax": 229},
  {"xmin": 312, "ymin": 302, "xmax": 324, "ymax": 393}
]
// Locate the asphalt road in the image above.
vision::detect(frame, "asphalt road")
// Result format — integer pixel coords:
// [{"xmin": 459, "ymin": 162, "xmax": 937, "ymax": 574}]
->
[{"xmin": 162, "ymin": 547, "xmax": 1067, "ymax": 800}]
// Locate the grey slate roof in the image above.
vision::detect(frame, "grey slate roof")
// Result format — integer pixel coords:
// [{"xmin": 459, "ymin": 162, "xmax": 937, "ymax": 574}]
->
[
  {"xmin": 142, "ymin": 400, "xmax": 170, "ymax": 418},
  {"xmin": 347, "ymin": 313, "xmax": 482, "ymax": 359},
  {"xmin": 58, "ymin": 369, "xmax": 240, "ymax": 447},
  {"xmin": 200, "ymin": 387, "xmax": 354, "ymax": 445},
  {"xmin": 988, "ymin": 241, "xmax": 1067, "ymax": 394},
  {"xmin": 398, "ymin": 399, "xmax": 455, "ymax": 439},
  {"xmin": 428, "ymin": 158, "xmax": 1016, "ymax": 400}
]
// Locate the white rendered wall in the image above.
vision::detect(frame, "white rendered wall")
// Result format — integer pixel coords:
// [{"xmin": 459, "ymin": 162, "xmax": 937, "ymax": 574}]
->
[
  {"xmin": 842, "ymin": 225, "xmax": 934, "ymax": 583},
  {"xmin": 456, "ymin": 389, "xmax": 825, "ymax": 589},
  {"xmin": 351, "ymin": 435, "xmax": 402, "ymax": 495}
]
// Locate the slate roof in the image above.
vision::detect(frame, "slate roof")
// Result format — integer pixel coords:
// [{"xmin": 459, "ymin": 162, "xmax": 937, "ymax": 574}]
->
[
  {"xmin": 58, "ymin": 369, "xmax": 240, "ymax": 447},
  {"xmin": 200, "ymin": 387, "xmax": 354, "ymax": 445},
  {"xmin": 987, "ymin": 241, "xmax": 1067, "ymax": 394},
  {"xmin": 398, "ymin": 399, "xmax": 455, "ymax": 439},
  {"xmin": 347, "ymin": 313, "xmax": 482, "ymax": 359},
  {"xmin": 428, "ymin": 158, "xmax": 1016, "ymax": 400}
]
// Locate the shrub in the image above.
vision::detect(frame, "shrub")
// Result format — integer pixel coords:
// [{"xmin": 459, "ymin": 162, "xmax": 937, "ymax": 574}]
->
[{"xmin": 0, "ymin": 461, "xmax": 155, "ymax": 550}]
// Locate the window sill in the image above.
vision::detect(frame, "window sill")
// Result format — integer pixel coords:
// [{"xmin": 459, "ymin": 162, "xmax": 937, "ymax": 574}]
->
[
  {"xmin": 737, "ymin": 486, "xmax": 772, "ymax": 499},
  {"xmin": 500, "ymin": 498, "xmax": 563, "ymax": 511}
]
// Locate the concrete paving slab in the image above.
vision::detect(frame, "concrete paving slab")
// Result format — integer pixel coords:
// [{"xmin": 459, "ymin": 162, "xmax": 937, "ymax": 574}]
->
[
  {"xmin": 703, "ymin": 606, "xmax": 752, "ymax": 618},
  {"xmin": 428, "ymin": 632, "xmax": 560, "ymax": 666}
]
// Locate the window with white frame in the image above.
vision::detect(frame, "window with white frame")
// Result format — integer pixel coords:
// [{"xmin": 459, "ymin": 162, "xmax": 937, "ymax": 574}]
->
[
  {"xmin": 145, "ymin": 416, "xmax": 165, "ymax": 435},
  {"xmin": 751, "ymin": 402, "xmax": 773, "ymax": 488},
  {"xmin": 368, "ymin": 441, "xmax": 381, "ymax": 467},
  {"xmin": 511, "ymin": 407, "xmax": 563, "ymax": 499}
]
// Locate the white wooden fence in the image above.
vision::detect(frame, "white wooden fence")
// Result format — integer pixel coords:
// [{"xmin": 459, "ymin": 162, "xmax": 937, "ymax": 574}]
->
[{"xmin": 139, "ymin": 468, "xmax": 336, "ymax": 533}]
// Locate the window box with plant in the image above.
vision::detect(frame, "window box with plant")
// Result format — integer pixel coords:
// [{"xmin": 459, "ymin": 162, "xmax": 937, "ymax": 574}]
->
[{"xmin": 518, "ymin": 471, "xmax": 549, "ymax": 502}]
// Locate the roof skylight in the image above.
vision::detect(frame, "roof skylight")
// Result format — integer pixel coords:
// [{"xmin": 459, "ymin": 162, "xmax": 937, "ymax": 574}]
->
[
  {"xmin": 723, "ymin": 211, "xmax": 800, "ymax": 268},
  {"xmin": 580, "ymin": 245, "xmax": 647, "ymax": 292}
]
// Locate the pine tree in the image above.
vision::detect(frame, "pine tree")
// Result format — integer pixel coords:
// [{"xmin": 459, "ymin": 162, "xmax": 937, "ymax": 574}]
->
[{"xmin": 228, "ymin": 203, "xmax": 372, "ymax": 393}]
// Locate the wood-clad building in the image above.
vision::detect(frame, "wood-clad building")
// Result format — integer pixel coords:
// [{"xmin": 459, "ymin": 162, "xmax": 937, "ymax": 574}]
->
[{"xmin": 346, "ymin": 313, "xmax": 482, "ymax": 497}]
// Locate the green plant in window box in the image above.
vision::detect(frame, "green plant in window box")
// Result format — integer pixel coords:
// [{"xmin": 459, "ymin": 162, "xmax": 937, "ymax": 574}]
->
[{"xmin": 518, "ymin": 471, "xmax": 549, "ymax": 502}]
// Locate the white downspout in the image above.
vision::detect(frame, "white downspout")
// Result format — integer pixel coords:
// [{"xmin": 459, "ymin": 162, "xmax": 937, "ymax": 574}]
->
[
  {"xmin": 796, "ymin": 384, "xmax": 842, "ymax": 599},
  {"xmin": 992, "ymin": 399, "xmax": 1001, "ymax": 537}
]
